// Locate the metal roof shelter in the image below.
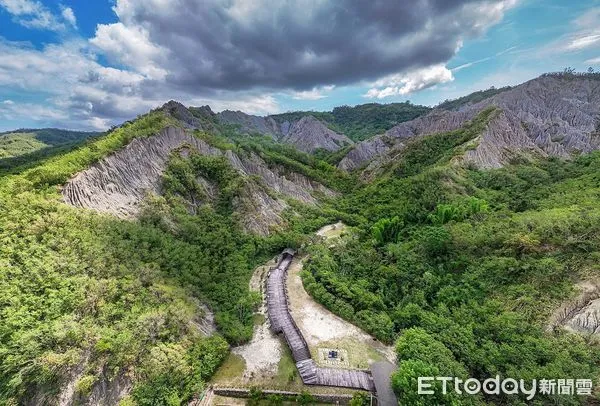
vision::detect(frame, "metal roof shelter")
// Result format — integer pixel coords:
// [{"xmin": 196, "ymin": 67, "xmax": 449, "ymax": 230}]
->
[{"xmin": 266, "ymin": 250, "xmax": 375, "ymax": 392}]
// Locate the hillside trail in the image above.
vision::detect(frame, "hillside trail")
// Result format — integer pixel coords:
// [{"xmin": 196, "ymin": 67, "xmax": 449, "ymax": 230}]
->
[{"xmin": 223, "ymin": 222, "xmax": 395, "ymax": 386}]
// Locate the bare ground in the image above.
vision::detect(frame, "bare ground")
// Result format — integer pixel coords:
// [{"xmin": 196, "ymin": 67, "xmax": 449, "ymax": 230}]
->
[
  {"xmin": 231, "ymin": 258, "xmax": 284, "ymax": 381},
  {"xmin": 212, "ymin": 223, "xmax": 395, "ymax": 394},
  {"xmin": 549, "ymin": 280, "xmax": 600, "ymax": 336},
  {"xmin": 286, "ymin": 256, "xmax": 396, "ymax": 367},
  {"xmin": 288, "ymin": 223, "xmax": 396, "ymax": 366}
]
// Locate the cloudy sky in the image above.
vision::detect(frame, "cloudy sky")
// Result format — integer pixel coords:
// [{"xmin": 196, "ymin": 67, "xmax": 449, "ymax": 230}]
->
[{"xmin": 0, "ymin": 0, "xmax": 599, "ymax": 131}]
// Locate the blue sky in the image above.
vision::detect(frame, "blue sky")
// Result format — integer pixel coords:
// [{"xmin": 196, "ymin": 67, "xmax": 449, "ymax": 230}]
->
[{"xmin": 0, "ymin": 0, "xmax": 599, "ymax": 131}]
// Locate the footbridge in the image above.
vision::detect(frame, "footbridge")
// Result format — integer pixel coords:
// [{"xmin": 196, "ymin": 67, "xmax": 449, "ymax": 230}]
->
[{"xmin": 266, "ymin": 249, "xmax": 375, "ymax": 392}]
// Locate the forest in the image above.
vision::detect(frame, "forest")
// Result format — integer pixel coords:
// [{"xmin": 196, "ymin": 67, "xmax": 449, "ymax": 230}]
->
[
  {"xmin": 301, "ymin": 110, "xmax": 600, "ymax": 405},
  {"xmin": 0, "ymin": 104, "xmax": 598, "ymax": 405}
]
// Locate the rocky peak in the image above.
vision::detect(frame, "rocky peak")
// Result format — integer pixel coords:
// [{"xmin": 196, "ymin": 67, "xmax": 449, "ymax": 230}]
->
[
  {"xmin": 339, "ymin": 74, "xmax": 600, "ymax": 171},
  {"xmin": 161, "ymin": 100, "xmax": 203, "ymax": 129},
  {"xmin": 282, "ymin": 115, "xmax": 353, "ymax": 153},
  {"xmin": 217, "ymin": 110, "xmax": 280, "ymax": 138},
  {"xmin": 62, "ymin": 126, "xmax": 336, "ymax": 235},
  {"xmin": 216, "ymin": 110, "xmax": 353, "ymax": 153}
]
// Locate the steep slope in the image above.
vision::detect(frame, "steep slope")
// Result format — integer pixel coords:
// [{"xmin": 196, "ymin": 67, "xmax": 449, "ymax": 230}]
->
[
  {"xmin": 62, "ymin": 123, "xmax": 337, "ymax": 235},
  {"xmin": 270, "ymin": 102, "xmax": 431, "ymax": 142},
  {"xmin": 281, "ymin": 115, "xmax": 353, "ymax": 153},
  {"xmin": 217, "ymin": 102, "xmax": 431, "ymax": 150},
  {"xmin": 0, "ymin": 128, "xmax": 100, "ymax": 159},
  {"xmin": 339, "ymin": 73, "xmax": 600, "ymax": 171},
  {"xmin": 218, "ymin": 110, "xmax": 353, "ymax": 153},
  {"xmin": 0, "ymin": 106, "xmax": 312, "ymax": 406},
  {"xmin": 217, "ymin": 109, "xmax": 280, "ymax": 138}
]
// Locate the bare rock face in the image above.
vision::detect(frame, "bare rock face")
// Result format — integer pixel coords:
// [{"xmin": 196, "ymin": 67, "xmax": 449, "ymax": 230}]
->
[
  {"xmin": 217, "ymin": 111, "xmax": 352, "ymax": 153},
  {"xmin": 62, "ymin": 126, "xmax": 335, "ymax": 235},
  {"xmin": 339, "ymin": 75, "xmax": 600, "ymax": 170},
  {"xmin": 549, "ymin": 282, "xmax": 600, "ymax": 335},
  {"xmin": 281, "ymin": 116, "xmax": 353, "ymax": 153},
  {"xmin": 235, "ymin": 182, "xmax": 288, "ymax": 236},
  {"xmin": 338, "ymin": 109, "xmax": 478, "ymax": 171},
  {"xmin": 63, "ymin": 127, "xmax": 217, "ymax": 217},
  {"xmin": 162, "ymin": 100, "xmax": 203, "ymax": 129},
  {"xmin": 217, "ymin": 110, "xmax": 280, "ymax": 138}
]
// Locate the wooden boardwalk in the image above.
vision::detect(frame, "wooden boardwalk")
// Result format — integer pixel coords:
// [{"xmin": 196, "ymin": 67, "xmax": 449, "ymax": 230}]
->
[{"xmin": 266, "ymin": 250, "xmax": 374, "ymax": 392}]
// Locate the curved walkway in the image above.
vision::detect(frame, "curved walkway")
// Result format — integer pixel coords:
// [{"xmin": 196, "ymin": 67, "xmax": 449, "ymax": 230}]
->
[{"xmin": 266, "ymin": 249, "xmax": 374, "ymax": 392}]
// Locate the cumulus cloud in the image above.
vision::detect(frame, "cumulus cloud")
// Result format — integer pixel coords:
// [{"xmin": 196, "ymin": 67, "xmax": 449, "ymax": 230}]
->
[
  {"xmin": 93, "ymin": 0, "xmax": 516, "ymax": 93},
  {"xmin": 60, "ymin": 6, "xmax": 76, "ymax": 28},
  {"xmin": 0, "ymin": 0, "xmax": 72, "ymax": 31},
  {"xmin": 364, "ymin": 65, "xmax": 454, "ymax": 99},
  {"xmin": 90, "ymin": 22, "xmax": 167, "ymax": 79},
  {"xmin": 0, "ymin": 0, "xmax": 517, "ymax": 129},
  {"xmin": 0, "ymin": 99, "xmax": 68, "ymax": 122},
  {"xmin": 0, "ymin": 38, "xmax": 280, "ymax": 129}
]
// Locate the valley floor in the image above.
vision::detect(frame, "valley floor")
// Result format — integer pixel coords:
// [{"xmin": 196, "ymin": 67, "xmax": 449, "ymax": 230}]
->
[{"xmin": 209, "ymin": 223, "xmax": 392, "ymax": 401}]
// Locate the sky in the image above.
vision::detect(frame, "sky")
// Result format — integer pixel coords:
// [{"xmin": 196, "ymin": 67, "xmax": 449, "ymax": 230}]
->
[{"xmin": 0, "ymin": 0, "xmax": 599, "ymax": 131}]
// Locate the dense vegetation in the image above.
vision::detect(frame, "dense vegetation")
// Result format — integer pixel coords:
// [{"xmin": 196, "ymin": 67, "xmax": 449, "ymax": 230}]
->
[
  {"xmin": 301, "ymin": 109, "xmax": 600, "ymax": 404},
  {"xmin": 0, "ymin": 111, "xmax": 304, "ymax": 404},
  {"xmin": 0, "ymin": 128, "xmax": 99, "ymax": 159},
  {"xmin": 436, "ymin": 86, "xmax": 512, "ymax": 111},
  {"xmin": 271, "ymin": 102, "xmax": 431, "ymax": 141},
  {"xmin": 1, "ymin": 93, "xmax": 599, "ymax": 405}
]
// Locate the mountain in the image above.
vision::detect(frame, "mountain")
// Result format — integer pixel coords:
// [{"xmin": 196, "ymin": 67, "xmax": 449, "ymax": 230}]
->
[
  {"xmin": 0, "ymin": 128, "xmax": 100, "ymax": 159},
  {"xmin": 217, "ymin": 110, "xmax": 354, "ymax": 153},
  {"xmin": 270, "ymin": 102, "xmax": 432, "ymax": 141},
  {"xmin": 216, "ymin": 101, "xmax": 431, "ymax": 153},
  {"xmin": 339, "ymin": 72, "xmax": 600, "ymax": 171},
  {"xmin": 62, "ymin": 123, "xmax": 337, "ymax": 235},
  {"xmin": 2, "ymin": 72, "xmax": 600, "ymax": 405}
]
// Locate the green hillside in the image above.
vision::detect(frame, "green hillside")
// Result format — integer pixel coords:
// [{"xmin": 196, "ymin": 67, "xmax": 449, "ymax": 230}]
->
[
  {"xmin": 271, "ymin": 102, "xmax": 431, "ymax": 141},
  {"xmin": 0, "ymin": 112, "xmax": 340, "ymax": 405},
  {"xmin": 303, "ymin": 109, "xmax": 600, "ymax": 405},
  {"xmin": 0, "ymin": 104, "xmax": 598, "ymax": 405},
  {"xmin": 0, "ymin": 128, "xmax": 100, "ymax": 158}
]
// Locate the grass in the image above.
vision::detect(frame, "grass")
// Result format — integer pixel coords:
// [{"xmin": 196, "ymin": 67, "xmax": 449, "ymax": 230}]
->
[
  {"xmin": 211, "ymin": 353, "xmax": 247, "ymax": 384},
  {"xmin": 310, "ymin": 338, "xmax": 385, "ymax": 370},
  {"xmin": 275, "ymin": 346, "xmax": 300, "ymax": 386},
  {"xmin": 253, "ymin": 313, "xmax": 266, "ymax": 326}
]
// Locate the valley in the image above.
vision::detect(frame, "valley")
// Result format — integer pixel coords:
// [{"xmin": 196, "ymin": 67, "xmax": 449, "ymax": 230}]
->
[{"xmin": 0, "ymin": 72, "xmax": 599, "ymax": 405}]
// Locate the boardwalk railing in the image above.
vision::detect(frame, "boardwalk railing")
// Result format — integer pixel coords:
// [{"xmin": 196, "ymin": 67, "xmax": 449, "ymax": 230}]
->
[{"xmin": 266, "ymin": 250, "xmax": 375, "ymax": 392}]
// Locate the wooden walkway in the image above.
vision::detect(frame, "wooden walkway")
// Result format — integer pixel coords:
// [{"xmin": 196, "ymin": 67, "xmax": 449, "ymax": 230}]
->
[{"xmin": 266, "ymin": 250, "xmax": 374, "ymax": 392}]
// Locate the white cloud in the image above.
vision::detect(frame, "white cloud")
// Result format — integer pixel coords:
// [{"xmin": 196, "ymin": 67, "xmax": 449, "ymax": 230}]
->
[
  {"xmin": 566, "ymin": 34, "xmax": 600, "ymax": 51},
  {"xmin": 451, "ymin": 45, "xmax": 517, "ymax": 73},
  {"xmin": 546, "ymin": 8, "xmax": 600, "ymax": 53},
  {"xmin": 0, "ymin": 0, "xmax": 65, "ymax": 31},
  {"xmin": 0, "ymin": 100, "xmax": 68, "ymax": 122},
  {"xmin": 574, "ymin": 7, "xmax": 600, "ymax": 29},
  {"xmin": 364, "ymin": 65, "xmax": 454, "ymax": 99},
  {"xmin": 585, "ymin": 57, "xmax": 600, "ymax": 65},
  {"xmin": 0, "ymin": 37, "xmax": 281, "ymax": 129},
  {"xmin": 61, "ymin": 6, "xmax": 76, "ymax": 28},
  {"xmin": 198, "ymin": 94, "xmax": 280, "ymax": 115},
  {"xmin": 291, "ymin": 85, "xmax": 335, "ymax": 100},
  {"xmin": 90, "ymin": 22, "xmax": 167, "ymax": 79},
  {"xmin": 0, "ymin": 0, "xmax": 518, "ymax": 128}
]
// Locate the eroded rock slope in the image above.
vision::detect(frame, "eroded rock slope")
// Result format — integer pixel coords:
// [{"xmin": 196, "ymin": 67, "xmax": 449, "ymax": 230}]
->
[
  {"xmin": 217, "ymin": 111, "xmax": 353, "ymax": 153},
  {"xmin": 62, "ymin": 126, "xmax": 335, "ymax": 235},
  {"xmin": 339, "ymin": 75, "xmax": 600, "ymax": 170}
]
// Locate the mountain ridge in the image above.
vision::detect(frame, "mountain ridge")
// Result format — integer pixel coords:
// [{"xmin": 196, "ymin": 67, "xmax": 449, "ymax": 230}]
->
[{"xmin": 339, "ymin": 72, "xmax": 600, "ymax": 171}]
